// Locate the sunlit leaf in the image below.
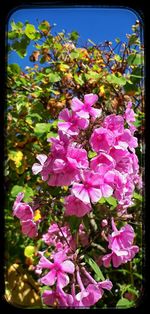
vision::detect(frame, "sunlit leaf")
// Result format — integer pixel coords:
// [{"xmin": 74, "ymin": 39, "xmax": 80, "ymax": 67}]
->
[
  {"xmin": 116, "ymin": 298, "xmax": 134, "ymax": 308},
  {"xmin": 25, "ymin": 24, "xmax": 36, "ymax": 40},
  {"xmin": 85, "ymin": 256, "xmax": 105, "ymax": 281}
]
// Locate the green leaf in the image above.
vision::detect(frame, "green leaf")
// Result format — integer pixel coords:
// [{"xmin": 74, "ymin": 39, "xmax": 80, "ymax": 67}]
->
[
  {"xmin": 38, "ymin": 21, "xmax": 50, "ymax": 34},
  {"xmin": 27, "ymin": 113, "xmax": 42, "ymax": 122},
  {"xmin": 10, "ymin": 185, "xmax": 23, "ymax": 198},
  {"xmin": 114, "ymin": 54, "xmax": 121, "ymax": 62},
  {"xmin": 98, "ymin": 197, "xmax": 106, "ymax": 204},
  {"xmin": 107, "ymin": 74, "xmax": 127, "ymax": 86},
  {"xmin": 8, "ymin": 31, "xmax": 17, "ymax": 40},
  {"xmin": 8, "ymin": 63, "xmax": 21, "ymax": 74},
  {"xmin": 67, "ymin": 216, "xmax": 81, "ymax": 234},
  {"xmin": 133, "ymin": 192, "xmax": 142, "ymax": 201},
  {"xmin": 127, "ymin": 54, "xmax": 143, "ymax": 66},
  {"xmin": 116, "ymin": 298, "xmax": 134, "ymax": 308},
  {"xmin": 12, "ymin": 36, "xmax": 30, "ymax": 58},
  {"xmin": 10, "ymin": 185, "xmax": 34, "ymax": 202},
  {"xmin": 70, "ymin": 51, "xmax": 80, "ymax": 59},
  {"xmin": 85, "ymin": 256, "xmax": 105, "ymax": 281},
  {"xmin": 25, "ymin": 24, "xmax": 36, "ymax": 40},
  {"xmin": 70, "ymin": 31, "xmax": 79, "ymax": 41},
  {"xmin": 24, "ymin": 187, "xmax": 34, "ymax": 202},
  {"xmin": 74, "ymin": 73, "xmax": 84, "ymax": 86},
  {"xmin": 88, "ymin": 151, "xmax": 97, "ymax": 159},
  {"xmin": 34, "ymin": 123, "xmax": 50, "ymax": 136},
  {"xmin": 48, "ymin": 73, "xmax": 61, "ymax": 83},
  {"xmin": 24, "ymin": 246, "xmax": 35, "ymax": 258},
  {"xmin": 47, "ymin": 131, "xmax": 58, "ymax": 139},
  {"xmin": 128, "ymin": 34, "xmax": 138, "ymax": 46},
  {"xmin": 85, "ymin": 71, "xmax": 100, "ymax": 81},
  {"xmin": 105, "ymin": 196, "xmax": 117, "ymax": 208}
]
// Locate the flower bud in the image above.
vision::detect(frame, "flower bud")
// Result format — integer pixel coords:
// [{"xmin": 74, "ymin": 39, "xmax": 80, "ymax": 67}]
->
[{"xmin": 101, "ymin": 219, "xmax": 108, "ymax": 227}]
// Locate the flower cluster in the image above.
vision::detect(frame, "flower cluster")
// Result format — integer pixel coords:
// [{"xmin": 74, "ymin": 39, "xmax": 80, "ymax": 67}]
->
[
  {"xmin": 13, "ymin": 192, "xmax": 40, "ymax": 238},
  {"xmin": 13, "ymin": 93, "xmax": 140, "ymax": 308},
  {"xmin": 102, "ymin": 218, "xmax": 139, "ymax": 268},
  {"xmin": 32, "ymin": 93, "xmax": 140, "ymax": 213},
  {"xmin": 36, "ymin": 251, "xmax": 112, "ymax": 308}
]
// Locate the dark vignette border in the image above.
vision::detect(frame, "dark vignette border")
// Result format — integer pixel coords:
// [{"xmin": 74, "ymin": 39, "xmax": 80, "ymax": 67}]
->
[{"xmin": 0, "ymin": 1, "xmax": 148, "ymax": 313}]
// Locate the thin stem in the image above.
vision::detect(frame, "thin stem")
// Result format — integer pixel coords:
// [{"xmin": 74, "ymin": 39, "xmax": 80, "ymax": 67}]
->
[
  {"xmin": 91, "ymin": 242, "xmax": 106, "ymax": 253},
  {"xmin": 81, "ymin": 267, "xmax": 97, "ymax": 284},
  {"xmin": 56, "ymin": 222, "xmax": 75, "ymax": 253},
  {"xmin": 76, "ymin": 267, "xmax": 85, "ymax": 291}
]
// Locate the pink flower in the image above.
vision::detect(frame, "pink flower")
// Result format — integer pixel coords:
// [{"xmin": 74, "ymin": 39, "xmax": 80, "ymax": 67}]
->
[
  {"xmin": 42, "ymin": 287, "xmax": 73, "ymax": 307},
  {"xmin": 71, "ymin": 94, "xmax": 101, "ymax": 119},
  {"xmin": 102, "ymin": 218, "xmax": 139, "ymax": 268},
  {"xmin": 124, "ymin": 102, "xmax": 136, "ymax": 126},
  {"xmin": 13, "ymin": 192, "xmax": 33, "ymax": 220},
  {"xmin": 72, "ymin": 170, "xmax": 113, "ymax": 204},
  {"xmin": 33, "ymin": 131, "xmax": 88, "ymax": 186},
  {"xmin": 58, "ymin": 108, "xmax": 89, "ymax": 136},
  {"xmin": 32, "ymin": 154, "xmax": 47, "ymax": 175},
  {"xmin": 116, "ymin": 129, "xmax": 138, "ymax": 151},
  {"xmin": 42, "ymin": 223, "xmax": 73, "ymax": 250},
  {"xmin": 90, "ymin": 152, "xmax": 115, "ymax": 174},
  {"xmin": 21, "ymin": 219, "xmax": 38, "ymax": 238},
  {"xmin": 46, "ymin": 144, "xmax": 89, "ymax": 186},
  {"xmin": 72, "ymin": 170, "xmax": 103, "ymax": 204},
  {"xmin": 74, "ymin": 268, "xmax": 112, "ymax": 307},
  {"xmin": 103, "ymin": 114, "xmax": 124, "ymax": 136},
  {"xmin": 64, "ymin": 195, "xmax": 92, "ymax": 217},
  {"xmin": 110, "ymin": 147, "xmax": 133, "ymax": 174},
  {"xmin": 90, "ymin": 127, "xmax": 114, "ymax": 153},
  {"xmin": 13, "ymin": 193, "xmax": 39, "ymax": 238},
  {"xmin": 38, "ymin": 252, "xmax": 75, "ymax": 288}
]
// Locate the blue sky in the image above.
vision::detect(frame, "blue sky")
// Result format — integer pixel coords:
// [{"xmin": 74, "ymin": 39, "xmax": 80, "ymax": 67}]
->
[{"xmin": 7, "ymin": 7, "xmax": 140, "ymax": 69}]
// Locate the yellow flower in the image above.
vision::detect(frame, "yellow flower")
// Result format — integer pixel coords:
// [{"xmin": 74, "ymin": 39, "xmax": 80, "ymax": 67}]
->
[
  {"xmin": 99, "ymin": 85, "xmax": 105, "ymax": 97},
  {"xmin": 9, "ymin": 150, "xmax": 23, "ymax": 168},
  {"xmin": 33, "ymin": 210, "xmax": 41, "ymax": 222}
]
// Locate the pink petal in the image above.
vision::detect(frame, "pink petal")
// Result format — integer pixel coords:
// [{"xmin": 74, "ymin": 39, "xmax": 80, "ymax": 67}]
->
[
  {"xmin": 38, "ymin": 256, "xmax": 52, "ymax": 269},
  {"xmin": 40, "ymin": 269, "xmax": 56, "ymax": 286},
  {"xmin": 53, "ymin": 158, "xmax": 66, "ymax": 172},
  {"xmin": 58, "ymin": 121, "xmax": 72, "ymax": 132},
  {"xmin": 57, "ymin": 272, "xmax": 69, "ymax": 288},
  {"xmin": 90, "ymin": 107, "xmax": 102, "ymax": 118},
  {"xmin": 111, "ymin": 252, "xmax": 122, "ymax": 267},
  {"xmin": 76, "ymin": 290, "xmax": 89, "ymax": 302},
  {"xmin": 88, "ymin": 187, "xmax": 102, "ymax": 203},
  {"xmin": 102, "ymin": 253, "xmax": 112, "ymax": 268},
  {"xmin": 21, "ymin": 220, "xmax": 38, "ymax": 238},
  {"xmin": 71, "ymin": 97, "xmax": 84, "ymax": 111},
  {"xmin": 54, "ymin": 251, "xmax": 66, "ymax": 263},
  {"xmin": 13, "ymin": 203, "xmax": 33, "ymax": 220},
  {"xmin": 72, "ymin": 183, "xmax": 90, "ymax": 204},
  {"xmin": 76, "ymin": 109, "xmax": 89, "ymax": 119},
  {"xmin": 42, "ymin": 290, "xmax": 55, "ymax": 306},
  {"xmin": 98, "ymin": 280, "xmax": 113, "ymax": 291},
  {"xmin": 101, "ymin": 184, "xmax": 113, "ymax": 198},
  {"xmin": 77, "ymin": 117, "xmax": 89, "ymax": 129},
  {"xmin": 84, "ymin": 284, "xmax": 102, "ymax": 306},
  {"xmin": 62, "ymin": 260, "xmax": 75, "ymax": 274},
  {"xmin": 36, "ymin": 154, "xmax": 47, "ymax": 165},
  {"xmin": 32, "ymin": 163, "xmax": 43, "ymax": 174},
  {"xmin": 59, "ymin": 108, "xmax": 71, "ymax": 121},
  {"xmin": 114, "ymin": 249, "xmax": 129, "ymax": 256},
  {"xmin": 84, "ymin": 93, "xmax": 98, "ymax": 105}
]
